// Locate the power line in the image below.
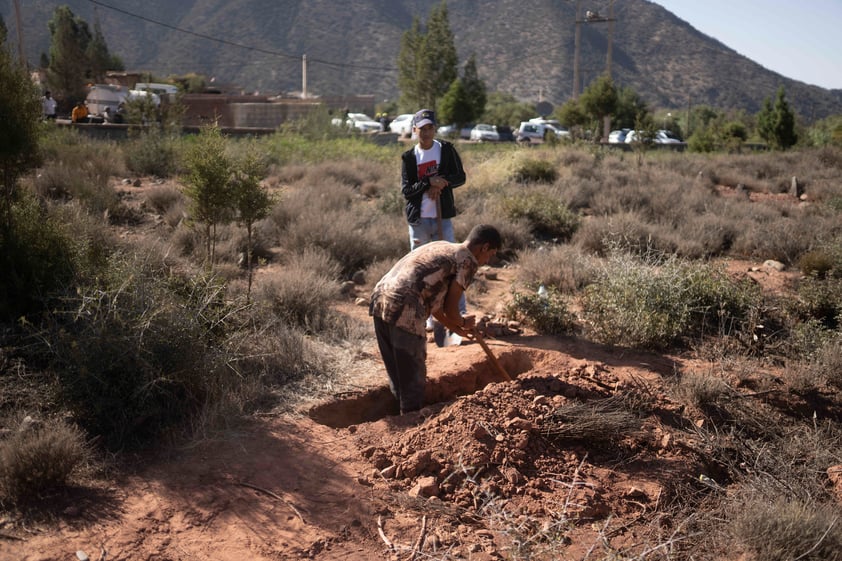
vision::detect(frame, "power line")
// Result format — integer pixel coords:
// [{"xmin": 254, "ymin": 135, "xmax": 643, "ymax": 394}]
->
[{"xmin": 85, "ymin": 0, "xmax": 395, "ymax": 73}]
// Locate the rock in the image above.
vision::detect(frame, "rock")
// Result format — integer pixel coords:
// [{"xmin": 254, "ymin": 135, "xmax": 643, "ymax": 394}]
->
[
  {"xmin": 340, "ymin": 280, "xmax": 356, "ymax": 295},
  {"xmin": 351, "ymin": 270, "xmax": 366, "ymax": 285},
  {"xmin": 505, "ymin": 417, "xmax": 535, "ymax": 431},
  {"xmin": 763, "ymin": 259, "xmax": 786, "ymax": 272},
  {"xmin": 624, "ymin": 486, "xmax": 649, "ymax": 501},
  {"xmin": 484, "ymin": 270, "xmax": 498, "ymax": 281},
  {"xmin": 532, "ymin": 395, "xmax": 549, "ymax": 407},
  {"xmin": 408, "ymin": 476, "xmax": 439, "ymax": 498},
  {"xmin": 380, "ymin": 465, "xmax": 397, "ymax": 479},
  {"xmin": 790, "ymin": 176, "xmax": 803, "ymax": 197},
  {"xmin": 132, "ymin": 178, "xmax": 142, "ymax": 187},
  {"xmin": 401, "ymin": 450, "xmax": 432, "ymax": 478},
  {"xmin": 354, "ymin": 297, "xmax": 368, "ymax": 307}
]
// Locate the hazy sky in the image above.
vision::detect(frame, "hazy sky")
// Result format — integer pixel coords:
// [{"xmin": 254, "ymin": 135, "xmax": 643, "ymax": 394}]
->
[{"xmin": 651, "ymin": 0, "xmax": 842, "ymax": 90}]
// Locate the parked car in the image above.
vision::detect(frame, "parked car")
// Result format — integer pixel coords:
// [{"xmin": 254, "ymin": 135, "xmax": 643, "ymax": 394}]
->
[
  {"xmin": 438, "ymin": 123, "xmax": 474, "ymax": 139},
  {"xmin": 389, "ymin": 113, "xmax": 414, "ymax": 137},
  {"xmin": 625, "ymin": 129, "xmax": 682, "ymax": 144},
  {"xmin": 517, "ymin": 121, "xmax": 568, "ymax": 143},
  {"xmin": 529, "ymin": 118, "xmax": 571, "ymax": 138},
  {"xmin": 469, "ymin": 124, "xmax": 500, "ymax": 142},
  {"xmin": 496, "ymin": 125, "xmax": 516, "ymax": 142},
  {"xmin": 608, "ymin": 128, "xmax": 631, "ymax": 143},
  {"xmin": 345, "ymin": 113, "xmax": 382, "ymax": 133}
]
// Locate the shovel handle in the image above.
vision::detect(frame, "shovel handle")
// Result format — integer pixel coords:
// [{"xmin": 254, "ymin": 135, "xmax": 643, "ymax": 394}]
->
[
  {"xmin": 472, "ymin": 329, "xmax": 512, "ymax": 382},
  {"xmin": 435, "ymin": 196, "xmax": 444, "ymax": 241}
]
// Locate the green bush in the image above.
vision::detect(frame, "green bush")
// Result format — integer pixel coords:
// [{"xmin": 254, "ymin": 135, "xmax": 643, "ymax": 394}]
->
[
  {"xmin": 511, "ymin": 158, "xmax": 558, "ymax": 183},
  {"xmin": 506, "ymin": 286, "xmax": 575, "ymax": 335},
  {"xmin": 582, "ymin": 251, "xmax": 760, "ymax": 349},
  {"xmin": 0, "ymin": 194, "xmax": 88, "ymax": 319},
  {"xmin": 46, "ymin": 258, "xmax": 242, "ymax": 450},
  {"xmin": 797, "ymin": 276, "xmax": 842, "ymax": 329},
  {"xmin": 500, "ymin": 191, "xmax": 579, "ymax": 241},
  {"xmin": 0, "ymin": 415, "xmax": 89, "ymax": 506},
  {"xmin": 125, "ymin": 127, "xmax": 181, "ymax": 177}
]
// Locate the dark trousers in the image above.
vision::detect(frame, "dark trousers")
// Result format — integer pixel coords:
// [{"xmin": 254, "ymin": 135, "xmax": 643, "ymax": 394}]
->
[{"xmin": 373, "ymin": 317, "xmax": 426, "ymax": 414}]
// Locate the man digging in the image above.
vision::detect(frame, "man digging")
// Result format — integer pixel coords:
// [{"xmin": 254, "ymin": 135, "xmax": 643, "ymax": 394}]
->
[{"xmin": 369, "ymin": 224, "xmax": 502, "ymax": 415}]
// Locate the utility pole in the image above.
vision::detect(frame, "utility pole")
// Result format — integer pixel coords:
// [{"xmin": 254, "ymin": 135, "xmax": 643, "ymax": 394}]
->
[
  {"xmin": 301, "ymin": 54, "xmax": 307, "ymax": 99},
  {"xmin": 607, "ymin": 0, "xmax": 614, "ymax": 78},
  {"xmin": 13, "ymin": 0, "xmax": 25, "ymax": 66},
  {"xmin": 572, "ymin": 0, "xmax": 581, "ymax": 99}
]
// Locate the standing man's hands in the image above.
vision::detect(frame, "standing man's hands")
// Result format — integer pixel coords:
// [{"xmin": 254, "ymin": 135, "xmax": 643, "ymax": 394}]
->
[{"xmin": 427, "ymin": 175, "xmax": 449, "ymax": 198}]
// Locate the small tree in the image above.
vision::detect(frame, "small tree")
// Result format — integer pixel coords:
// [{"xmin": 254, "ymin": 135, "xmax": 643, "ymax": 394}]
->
[
  {"xmin": 579, "ymin": 74, "xmax": 617, "ymax": 141},
  {"xmin": 232, "ymin": 151, "xmax": 272, "ymax": 298},
  {"xmin": 184, "ymin": 125, "xmax": 234, "ymax": 265},
  {"xmin": 438, "ymin": 79, "xmax": 473, "ymax": 129},
  {"xmin": 757, "ymin": 86, "xmax": 798, "ymax": 150}
]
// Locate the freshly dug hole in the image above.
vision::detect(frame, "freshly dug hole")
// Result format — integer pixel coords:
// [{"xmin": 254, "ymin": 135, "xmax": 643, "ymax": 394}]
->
[{"xmin": 308, "ymin": 348, "xmax": 534, "ymax": 428}]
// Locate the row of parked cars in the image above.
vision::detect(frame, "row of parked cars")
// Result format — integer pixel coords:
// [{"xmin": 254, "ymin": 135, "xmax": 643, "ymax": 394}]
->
[{"xmin": 608, "ymin": 128, "xmax": 683, "ymax": 144}]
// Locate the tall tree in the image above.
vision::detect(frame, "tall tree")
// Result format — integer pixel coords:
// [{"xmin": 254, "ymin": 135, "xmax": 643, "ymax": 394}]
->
[
  {"xmin": 397, "ymin": 1, "xmax": 458, "ymax": 112},
  {"xmin": 86, "ymin": 20, "xmax": 123, "ymax": 83},
  {"xmin": 757, "ymin": 86, "xmax": 797, "ymax": 150},
  {"xmin": 397, "ymin": 17, "xmax": 423, "ymax": 111},
  {"xmin": 460, "ymin": 54, "xmax": 487, "ymax": 124},
  {"xmin": 438, "ymin": 79, "xmax": 472, "ymax": 128},
  {"xmin": 46, "ymin": 6, "xmax": 92, "ymax": 104}
]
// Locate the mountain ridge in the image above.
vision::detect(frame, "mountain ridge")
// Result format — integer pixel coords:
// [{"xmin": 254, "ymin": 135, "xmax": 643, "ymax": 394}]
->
[{"xmin": 5, "ymin": 0, "xmax": 841, "ymax": 119}]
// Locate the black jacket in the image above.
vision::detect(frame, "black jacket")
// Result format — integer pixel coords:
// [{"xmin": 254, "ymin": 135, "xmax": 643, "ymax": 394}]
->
[{"xmin": 400, "ymin": 140, "xmax": 466, "ymax": 225}]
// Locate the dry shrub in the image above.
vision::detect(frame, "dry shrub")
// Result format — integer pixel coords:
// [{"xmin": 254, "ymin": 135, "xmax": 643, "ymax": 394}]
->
[
  {"xmin": 730, "ymin": 495, "xmax": 842, "ymax": 561},
  {"xmin": 255, "ymin": 262, "xmax": 340, "ymax": 332},
  {"xmin": 573, "ymin": 211, "xmax": 659, "ymax": 256},
  {"xmin": 0, "ymin": 415, "xmax": 89, "ymax": 506},
  {"xmin": 543, "ymin": 396, "xmax": 642, "ymax": 444},
  {"xmin": 515, "ymin": 244, "xmax": 598, "ymax": 293},
  {"xmin": 145, "ymin": 184, "xmax": 184, "ymax": 215},
  {"xmin": 673, "ymin": 371, "xmax": 729, "ymax": 408}
]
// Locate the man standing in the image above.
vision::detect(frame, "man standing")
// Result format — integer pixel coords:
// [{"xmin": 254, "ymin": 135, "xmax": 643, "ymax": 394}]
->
[
  {"xmin": 401, "ymin": 109, "xmax": 466, "ymax": 250},
  {"xmin": 401, "ymin": 109, "xmax": 468, "ymax": 338},
  {"xmin": 370, "ymin": 224, "xmax": 502, "ymax": 415},
  {"xmin": 42, "ymin": 91, "xmax": 57, "ymax": 120}
]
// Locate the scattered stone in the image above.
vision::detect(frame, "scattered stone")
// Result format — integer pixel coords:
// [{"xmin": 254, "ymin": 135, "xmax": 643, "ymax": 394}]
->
[
  {"xmin": 354, "ymin": 297, "xmax": 368, "ymax": 307},
  {"xmin": 532, "ymin": 395, "xmax": 549, "ymax": 407},
  {"xmin": 379, "ymin": 465, "xmax": 397, "ymax": 479},
  {"xmin": 351, "ymin": 270, "xmax": 366, "ymax": 285},
  {"xmin": 484, "ymin": 270, "xmax": 498, "ymax": 281},
  {"xmin": 340, "ymin": 280, "xmax": 356, "ymax": 295},
  {"xmin": 408, "ymin": 476, "xmax": 439, "ymax": 498},
  {"xmin": 790, "ymin": 176, "xmax": 803, "ymax": 197},
  {"xmin": 505, "ymin": 417, "xmax": 535, "ymax": 431},
  {"xmin": 624, "ymin": 486, "xmax": 649, "ymax": 501},
  {"xmin": 763, "ymin": 259, "xmax": 785, "ymax": 272},
  {"xmin": 132, "ymin": 178, "xmax": 142, "ymax": 187}
]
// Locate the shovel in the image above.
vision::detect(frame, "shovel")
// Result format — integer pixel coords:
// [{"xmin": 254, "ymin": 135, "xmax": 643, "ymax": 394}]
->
[{"xmin": 471, "ymin": 328, "xmax": 512, "ymax": 382}]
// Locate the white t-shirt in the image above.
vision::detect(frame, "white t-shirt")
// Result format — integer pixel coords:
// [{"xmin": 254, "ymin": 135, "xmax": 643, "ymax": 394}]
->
[{"xmin": 414, "ymin": 140, "xmax": 442, "ymax": 219}]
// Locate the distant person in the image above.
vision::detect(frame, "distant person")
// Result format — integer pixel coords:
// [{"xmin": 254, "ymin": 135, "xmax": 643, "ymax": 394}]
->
[
  {"xmin": 71, "ymin": 100, "xmax": 90, "ymax": 123},
  {"xmin": 401, "ymin": 108, "xmax": 468, "ymax": 339},
  {"xmin": 42, "ymin": 91, "xmax": 58, "ymax": 120},
  {"xmin": 369, "ymin": 224, "xmax": 502, "ymax": 415}
]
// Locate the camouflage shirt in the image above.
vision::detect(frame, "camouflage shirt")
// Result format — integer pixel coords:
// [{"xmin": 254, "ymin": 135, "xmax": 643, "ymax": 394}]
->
[{"xmin": 369, "ymin": 241, "xmax": 478, "ymax": 338}]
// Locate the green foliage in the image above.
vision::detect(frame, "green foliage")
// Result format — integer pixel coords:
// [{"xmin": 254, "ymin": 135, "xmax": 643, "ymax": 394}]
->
[
  {"xmin": 47, "ymin": 259, "xmax": 242, "ymax": 449},
  {"xmin": 0, "ymin": 193, "xmax": 83, "ymax": 319},
  {"xmin": 500, "ymin": 190, "xmax": 579, "ymax": 241},
  {"xmin": 0, "ymin": 415, "xmax": 89, "ymax": 506},
  {"xmin": 45, "ymin": 6, "xmax": 119, "ymax": 104},
  {"xmin": 506, "ymin": 286, "xmax": 575, "ymax": 335},
  {"xmin": 397, "ymin": 1, "xmax": 458, "ymax": 111},
  {"xmin": 231, "ymin": 148, "xmax": 272, "ymax": 295},
  {"xmin": 579, "ymin": 74, "xmax": 618, "ymax": 138},
  {"xmin": 184, "ymin": 125, "xmax": 235, "ymax": 264},
  {"xmin": 757, "ymin": 87, "xmax": 798, "ymax": 150},
  {"xmin": 438, "ymin": 79, "xmax": 472, "ymax": 127},
  {"xmin": 510, "ymin": 158, "xmax": 558, "ymax": 183},
  {"xmin": 0, "ymin": 45, "xmax": 41, "ymax": 229},
  {"xmin": 482, "ymin": 92, "xmax": 534, "ymax": 127},
  {"xmin": 582, "ymin": 251, "xmax": 760, "ymax": 349},
  {"xmin": 125, "ymin": 127, "xmax": 181, "ymax": 177},
  {"xmin": 613, "ymin": 86, "xmax": 649, "ymax": 129},
  {"xmin": 459, "ymin": 54, "xmax": 487, "ymax": 124},
  {"xmin": 796, "ymin": 276, "xmax": 842, "ymax": 330}
]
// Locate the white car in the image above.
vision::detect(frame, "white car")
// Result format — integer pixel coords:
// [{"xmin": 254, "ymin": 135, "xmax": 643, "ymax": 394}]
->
[
  {"xmin": 345, "ymin": 113, "xmax": 382, "ymax": 133},
  {"xmin": 389, "ymin": 113, "xmax": 414, "ymax": 137},
  {"xmin": 469, "ymin": 124, "xmax": 500, "ymax": 142}
]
